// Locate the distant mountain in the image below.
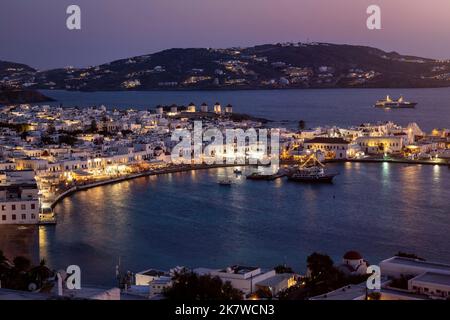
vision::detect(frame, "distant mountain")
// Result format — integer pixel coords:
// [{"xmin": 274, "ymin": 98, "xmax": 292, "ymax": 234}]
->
[{"xmin": 2, "ymin": 43, "xmax": 450, "ymax": 91}]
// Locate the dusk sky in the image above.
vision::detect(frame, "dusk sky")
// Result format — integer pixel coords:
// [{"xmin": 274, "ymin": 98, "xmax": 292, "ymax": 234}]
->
[{"xmin": 2, "ymin": 0, "xmax": 450, "ymax": 69}]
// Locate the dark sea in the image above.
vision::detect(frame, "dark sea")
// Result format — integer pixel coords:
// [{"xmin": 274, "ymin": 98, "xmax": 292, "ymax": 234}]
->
[{"xmin": 1, "ymin": 89, "xmax": 449, "ymax": 286}]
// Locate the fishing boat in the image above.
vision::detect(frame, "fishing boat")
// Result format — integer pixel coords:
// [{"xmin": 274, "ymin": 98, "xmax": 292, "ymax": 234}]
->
[
  {"xmin": 288, "ymin": 153, "xmax": 338, "ymax": 183},
  {"xmin": 374, "ymin": 95, "xmax": 417, "ymax": 108}
]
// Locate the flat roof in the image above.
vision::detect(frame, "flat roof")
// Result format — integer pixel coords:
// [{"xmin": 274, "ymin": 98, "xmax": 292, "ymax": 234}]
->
[
  {"xmin": 138, "ymin": 269, "xmax": 168, "ymax": 277},
  {"xmin": 309, "ymin": 283, "xmax": 366, "ymax": 300},
  {"xmin": 384, "ymin": 257, "xmax": 450, "ymax": 273},
  {"xmin": 412, "ymin": 272, "xmax": 450, "ymax": 287}
]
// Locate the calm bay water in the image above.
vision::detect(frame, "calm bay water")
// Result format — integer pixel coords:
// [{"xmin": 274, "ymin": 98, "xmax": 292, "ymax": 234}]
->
[
  {"xmin": 1, "ymin": 89, "xmax": 450, "ymax": 286},
  {"xmin": 42, "ymin": 88, "xmax": 450, "ymax": 131},
  {"xmin": 34, "ymin": 163, "xmax": 450, "ymax": 285}
]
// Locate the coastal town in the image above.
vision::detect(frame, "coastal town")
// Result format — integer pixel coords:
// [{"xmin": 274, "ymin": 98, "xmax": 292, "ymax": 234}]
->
[
  {"xmin": 1, "ymin": 100, "xmax": 450, "ymax": 301},
  {"xmin": 1, "ymin": 101, "xmax": 449, "ymax": 225}
]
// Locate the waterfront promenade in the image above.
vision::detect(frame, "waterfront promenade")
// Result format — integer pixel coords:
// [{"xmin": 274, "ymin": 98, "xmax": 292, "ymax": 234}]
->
[
  {"xmin": 48, "ymin": 163, "xmax": 245, "ymax": 209},
  {"xmin": 49, "ymin": 156, "xmax": 450, "ymax": 211}
]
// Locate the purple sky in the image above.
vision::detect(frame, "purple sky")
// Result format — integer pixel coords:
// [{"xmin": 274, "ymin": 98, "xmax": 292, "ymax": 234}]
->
[{"xmin": 1, "ymin": 0, "xmax": 450, "ymax": 70}]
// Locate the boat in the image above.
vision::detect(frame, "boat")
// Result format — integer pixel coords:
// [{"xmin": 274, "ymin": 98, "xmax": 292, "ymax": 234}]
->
[
  {"xmin": 374, "ymin": 95, "xmax": 417, "ymax": 108},
  {"xmin": 288, "ymin": 153, "xmax": 338, "ymax": 183},
  {"xmin": 233, "ymin": 169, "xmax": 242, "ymax": 175},
  {"xmin": 246, "ymin": 171, "xmax": 285, "ymax": 181}
]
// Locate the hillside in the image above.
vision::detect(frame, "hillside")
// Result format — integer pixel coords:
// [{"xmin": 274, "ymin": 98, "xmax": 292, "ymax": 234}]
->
[
  {"xmin": 2, "ymin": 43, "xmax": 450, "ymax": 91},
  {"xmin": 0, "ymin": 86, "xmax": 53, "ymax": 105}
]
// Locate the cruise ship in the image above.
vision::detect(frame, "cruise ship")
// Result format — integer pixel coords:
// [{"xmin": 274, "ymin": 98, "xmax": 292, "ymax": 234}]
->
[{"xmin": 374, "ymin": 95, "xmax": 417, "ymax": 108}]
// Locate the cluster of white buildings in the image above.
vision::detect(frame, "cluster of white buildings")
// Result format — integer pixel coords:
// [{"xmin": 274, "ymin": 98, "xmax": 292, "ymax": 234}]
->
[
  {"xmin": 0, "ymin": 102, "xmax": 264, "ymax": 224},
  {"xmin": 281, "ymin": 121, "xmax": 450, "ymax": 161},
  {"xmin": 127, "ymin": 264, "xmax": 298, "ymax": 300},
  {"xmin": 122, "ymin": 251, "xmax": 450, "ymax": 301},
  {"xmin": 311, "ymin": 253, "xmax": 450, "ymax": 300}
]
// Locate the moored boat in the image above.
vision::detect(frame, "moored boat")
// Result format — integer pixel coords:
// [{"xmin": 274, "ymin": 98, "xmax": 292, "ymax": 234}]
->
[
  {"xmin": 288, "ymin": 153, "xmax": 338, "ymax": 183},
  {"xmin": 288, "ymin": 166, "xmax": 338, "ymax": 183},
  {"xmin": 246, "ymin": 171, "xmax": 285, "ymax": 181}
]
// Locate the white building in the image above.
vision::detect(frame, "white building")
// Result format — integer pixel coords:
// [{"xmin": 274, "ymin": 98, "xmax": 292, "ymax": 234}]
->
[
  {"xmin": 0, "ymin": 183, "xmax": 40, "ymax": 224},
  {"xmin": 214, "ymin": 102, "xmax": 221, "ymax": 114},
  {"xmin": 338, "ymin": 251, "xmax": 369, "ymax": 275},
  {"xmin": 149, "ymin": 276, "xmax": 173, "ymax": 298},
  {"xmin": 408, "ymin": 272, "xmax": 450, "ymax": 299},
  {"xmin": 356, "ymin": 136, "xmax": 404, "ymax": 154},
  {"xmin": 187, "ymin": 103, "xmax": 196, "ymax": 113},
  {"xmin": 135, "ymin": 269, "xmax": 169, "ymax": 286},
  {"xmin": 194, "ymin": 265, "xmax": 277, "ymax": 295},
  {"xmin": 0, "ymin": 162, "xmax": 16, "ymax": 171},
  {"xmin": 380, "ymin": 256, "xmax": 450, "ymax": 300},
  {"xmin": 200, "ymin": 103, "xmax": 208, "ymax": 113},
  {"xmin": 303, "ymin": 137, "xmax": 350, "ymax": 159},
  {"xmin": 380, "ymin": 256, "xmax": 450, "ymax": 278}
]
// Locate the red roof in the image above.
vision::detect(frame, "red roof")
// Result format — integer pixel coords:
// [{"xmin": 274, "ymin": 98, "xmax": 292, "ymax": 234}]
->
[{"xmin": 343, "ymin": 251, "xmax": 362, "ymax": 260}]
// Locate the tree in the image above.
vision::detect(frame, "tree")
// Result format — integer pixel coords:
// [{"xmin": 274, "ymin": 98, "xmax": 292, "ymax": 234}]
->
[
  {"xmin": 20, "ymin": 131, "xmax": 29, "ymax": 140},
  {"xmin": 306, "ymin": 252, "xmax": 334, "ymax": 281},
  {"xmin": 47, "ymin": 123, "xmax": 56, "ymax": 135},
  {"xmin": 28, "ymin": 259, "xmax": 54, "ymax": 291},
  {"xmin": 274, "ymin": 264, "xmax": 295, "ymax": 274},
  {"xmin": 89, "ymin": 119, "xmax": 98, "ymax": 133},
  {"xmin": 0, "ymin": 250, "xmax": 6, "ymax": 263},
  {"xmin": 58, "ymin": 134, "xmax": 78, "ymax": 146},
  {"xmin": 13, "ymin": 256, "xmax": 31, "ymax": 273},
  {"xmin": 164, "ymin": 271, "xmax": 243, "ymax": 300},
  {"xmin": 0, "ymin": 251, "xmax": 54, "ymax": 292},
  {"xmin": 298, "ymin": 120, "xmax": 306, "ymax": 130}
]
